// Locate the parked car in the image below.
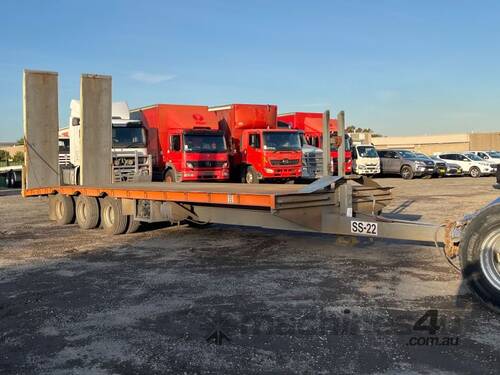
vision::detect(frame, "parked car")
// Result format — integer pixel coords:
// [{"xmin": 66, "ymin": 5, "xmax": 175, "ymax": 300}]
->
[
  {"xmin": 429, "ymin": 155, "xmax": 463, "ymax": 177},
  {"xmin": 468, "ymin": 150, "xmax": 500, "ymax": 164},
  {"xmin": 414, "ymin": 152, "xmax": 447, "ymax": 177},
  {"xmin": 377, "ymin": 149, "xmax": 435, "ymax": 179},
  {"xmin": 433, "ymin": 152, "xmax": 496, "ymax": 178}
]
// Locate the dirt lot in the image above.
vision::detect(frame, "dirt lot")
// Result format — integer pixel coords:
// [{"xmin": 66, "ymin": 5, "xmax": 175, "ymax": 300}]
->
[{"xmin": 1, "ymin": 177, "xmax": 499, "ymax": 374}]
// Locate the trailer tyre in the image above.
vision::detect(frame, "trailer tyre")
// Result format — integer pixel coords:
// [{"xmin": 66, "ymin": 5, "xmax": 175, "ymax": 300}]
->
[
  {"xmin": 245, "ymin": 166, "xmax": 259, "ymax": 184},
  {"xmin": 400, "ymin": 165, "xmax": 414, "ymax": 180},
  {"xmin": 126, "ymin": 217, "xmax": 141, "ymax": 233},
  {"xmin": 76, "ymin": 196, "xmax": 100, "ymax": 229},
  {"xmin": 54, "ymin": 194, "xmax": 75, "ymax": 225},
  {"xmin": 469, "ymin": 166, "xmax": 481, "ymax": 178},
  {"xmin": 100, "ymin": 197, "xmax": 128, "ymax": 235},
  {"xmin": 460, "ymin": 204, "xmax": 500, "ymax": 312}
]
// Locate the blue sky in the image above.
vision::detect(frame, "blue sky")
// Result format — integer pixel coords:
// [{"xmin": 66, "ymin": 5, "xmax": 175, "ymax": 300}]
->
[{"xmin": 1, "ymin": 0, "xmax": 499, "ymax": 141}]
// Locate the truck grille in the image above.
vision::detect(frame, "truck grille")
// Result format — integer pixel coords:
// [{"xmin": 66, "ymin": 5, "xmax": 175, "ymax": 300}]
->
[
  {"xmin": 189, "ymin": 160, "xmax": 226, "ymax": 168},
  {"xmin": 270, "ymin": 159, "xmax": 300, "ymax": 166}
]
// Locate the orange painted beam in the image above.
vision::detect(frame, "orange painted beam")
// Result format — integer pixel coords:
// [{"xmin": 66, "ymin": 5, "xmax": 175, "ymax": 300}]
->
[{"xmin": 22, "ymin": 186, "xmax": 276, "ymax": 209}]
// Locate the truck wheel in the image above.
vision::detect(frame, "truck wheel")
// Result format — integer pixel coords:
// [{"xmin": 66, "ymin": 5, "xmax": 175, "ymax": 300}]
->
[
  {"xmin": 400, "ymin": 165, "xmax": 414, "ymax": 180},
  {"xmin": 126, "ymin": 217, "xmax": 141, "ymax": 233},
  {"xmin": 245, "ymin": 166, "xmax": 259, "ymax": 184},
  {"xmin": 469, "ymin": 166, "xmax": 481, "ymax": 178},
  {"xmin": 54, "ymin": 194, "xmax": 75, "ymax": 225},
  {"xmin": 100, "ymin": 196, "xmax": 128, "ymax": 235},
  {"xmin": 460, "ymin": 204, "xmax": 500, "ymax": 312},
  {"xmin": 76, "ymin": 195, "xmax": 100, "ymax": 229},
  {"xmin": 164, "ymin": 169, "xmax": 176, "ymax": 183}
]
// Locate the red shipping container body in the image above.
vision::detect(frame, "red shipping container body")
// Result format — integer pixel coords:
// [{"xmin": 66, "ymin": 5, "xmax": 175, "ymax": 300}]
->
[
  {"xmin": 131, "ymin": 104, "xmax": 229, "ymax": 182},
  {"xmin": 277, "ymin": 112, "xmax": 352, "ymax": 174},
  {"xmin": 209, "ymin": 104, "xmax": 302, "ymax": 183}
]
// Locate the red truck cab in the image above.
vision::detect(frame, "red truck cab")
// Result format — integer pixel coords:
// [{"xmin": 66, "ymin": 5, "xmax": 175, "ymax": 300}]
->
[
  {"xmin": 277, "ymin": 112, "xmax": 352, "ymax": 174},
  {"xmin": 209, "ymin": 104, "xmax": 302, "ymax": 183},
  {"xmin": 131, "ymin": 104, "xmax": 229, "ymax": 182}
]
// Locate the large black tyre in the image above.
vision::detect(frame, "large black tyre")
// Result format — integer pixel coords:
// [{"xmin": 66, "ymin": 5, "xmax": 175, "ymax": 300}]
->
[
  {"xmin": 54, "ymin": 194, "xmax": 75, "ymax": 225},
  {"xmin": 164, "ymin": 169, "xmax": 177, "ymax": 183},
  {"xmin": 400, "ymin": 165, "xmax": 414, "ymax": 180},
  {"xmin": 100, "ymin": 196, "xmax": 128, "ymax": 235},
  {"xmin": 126, "ymin": 217, "xmax": 141, "ymax": 233},
  {"xmin": 244, "ymin": 166, "xmax": 259, "ymax": 184},
  {"xmin": 469, "ymin": 166, "xmax": 481, "ymax": 178},
  {"xmin": 460, "ymin": 204, "xmax": 500, "ymax": 312},
  {"xmin": 76, "ymin": 195, "xmax": 100, "ymax": 229}
]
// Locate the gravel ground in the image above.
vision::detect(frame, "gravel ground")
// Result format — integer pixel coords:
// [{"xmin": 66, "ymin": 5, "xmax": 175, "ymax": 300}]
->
[{"xmin": 0, "ymin": 177, "xmax": 499, "ymax": 374}]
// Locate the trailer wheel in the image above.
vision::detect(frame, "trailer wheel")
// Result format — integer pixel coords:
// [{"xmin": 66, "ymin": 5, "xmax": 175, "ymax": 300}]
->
[
  {"xmin": 245, "ymin": 166, "xmax": 259, "ymax": 184},
  {"xmin": 54, "ymin": 194, "xmax": 75, "ymax": 225},
  {"xmin": 126, "ymin": 217, "xmax": 141, "ymax": 233},
  {"xmin": 76, "ymin": 196, "xmax": 100, "ymax": 229},
  {"xmin": 469, "ymin": 166, "xmax": 481, "ymax": 178},
  {"xmin": 400, "ymin": 165, "xmax": 414, "ymax": 180},
  {"xmin": 164, "ymin": 169, "xmax": 176, "ymax": 183},
  {"xmin": 100, "ymin": 197, "xmax": 128, "ymax": 235},
  {"xmin": 460, "ymin": 204, "xmax": 500, "ymax": 312}
]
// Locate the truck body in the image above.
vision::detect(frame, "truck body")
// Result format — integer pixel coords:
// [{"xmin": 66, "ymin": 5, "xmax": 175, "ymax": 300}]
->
[
  {"xmin": 131, "ymin": 104, "xmax": 229, "ymax": 182},
  {"xmin": 69, "ymin": 100, "xmax": 152, "ymax": 183},
  {"xmin": 209, "ymin": 104, "xmax": 302, "ymax": 183},
  {"xmin": 351, "ymin": 143, "xmax": 380, "ymax": 176},
  {"xmin": 277, "ymin": 112, "xmax": 352, "ymax": 174}
]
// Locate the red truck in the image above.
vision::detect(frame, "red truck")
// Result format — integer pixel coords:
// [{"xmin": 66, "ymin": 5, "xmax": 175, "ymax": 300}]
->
[
  {"xmin": 277, "ymin": 112, "xmax": 352, "ymax": 174},
  {"xmin": 209, "ymin": 104, "xmax": 302, "ymax": 183},
  {"xmin": 131, "ymin": 104, "xmax": 229, "ymax": 182}
]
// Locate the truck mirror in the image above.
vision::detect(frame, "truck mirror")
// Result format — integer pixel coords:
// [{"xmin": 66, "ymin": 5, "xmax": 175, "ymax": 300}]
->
[{"xmin": 72, "ymin": 117, "xmax": 80, "ymax": 126}]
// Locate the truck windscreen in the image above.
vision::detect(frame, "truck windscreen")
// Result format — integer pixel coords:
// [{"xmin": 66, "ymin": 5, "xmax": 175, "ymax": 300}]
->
[
  {"xmin": 263, "ymin": 132, "xmax": 301, "ymax": 151},
  {"xmin": 330, "ymin": 135, "xmax": 352, "ymax": 151},
  {"xmin": 357, "ymin": 146, "xmax": 378, "ymax": 158},
  {"xmin": 112, "ymin": 126, "xmax": 146, "ymax": 147},
  {"xmin": 184, "ymin": 134, "xmax": 227, "ymax": 153}
]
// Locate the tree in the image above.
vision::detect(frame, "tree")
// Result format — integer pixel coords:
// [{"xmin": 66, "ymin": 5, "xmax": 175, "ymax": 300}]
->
[
  {"xmin": 13, "ymin": 151, "xmax": 24, "ymax": 163},
  {"xmin": 0, "ymin": 150, "xmax": 10, "ymax": 162},
  {"xmin": 346, "ymin": 125, "xmax": 356, "ymax": 133},
  {"xmin": 16, "ymin": 137, "xmax": 24, "ymax": 145}
]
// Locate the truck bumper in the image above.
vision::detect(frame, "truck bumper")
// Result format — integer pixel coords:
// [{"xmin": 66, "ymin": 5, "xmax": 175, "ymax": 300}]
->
[
  {"xmin": 261, "ymin": 167, "xmax": 302, "ymax": 180},
  {"xmin": 355, "ymin": 167, "xmax": 380, "ymax": 175},
  {"xmin": 182, "ymin": 168, "xmax": 230, "ymax": 181}
]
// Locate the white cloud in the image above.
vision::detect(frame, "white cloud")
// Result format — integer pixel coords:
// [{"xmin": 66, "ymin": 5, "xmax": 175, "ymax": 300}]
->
[{"xmin": 130, "ymin": 71, "xmax": 175, "ymax": 84}]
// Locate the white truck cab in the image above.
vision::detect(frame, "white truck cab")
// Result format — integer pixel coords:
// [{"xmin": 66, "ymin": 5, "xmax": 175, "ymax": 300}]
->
[
  {"xmin": 352, "ymin": 144, "xmax": 380, "ymax": 176},
  {"xmin": 68, "ymin": 100, "xmax": 152, "ymax": 183}
]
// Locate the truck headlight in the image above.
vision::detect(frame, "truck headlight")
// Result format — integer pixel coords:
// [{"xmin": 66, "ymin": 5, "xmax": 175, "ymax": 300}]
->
[
  {"xmin": 264, "ymin": 168, "xmax": 274, "ymax": 174},
  {"xmin": 222, "ymin": 162, "xmax": 229, "ymax": 168},
  {"xmin": 186, "ymin": 162, "xmax": 194, "ymax": 169}
]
